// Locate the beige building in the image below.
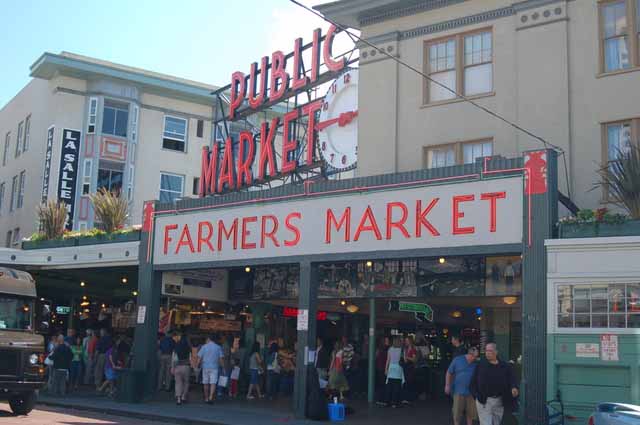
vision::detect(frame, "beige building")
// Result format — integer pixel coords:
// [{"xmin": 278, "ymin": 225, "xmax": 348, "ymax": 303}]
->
[
  {"xmin": 317, "ymin": 0, "xmax": 640, "ymax": 211},
  {"xmin": 0, "ymin": 52, "xmax": 218, "ymax": 246}
]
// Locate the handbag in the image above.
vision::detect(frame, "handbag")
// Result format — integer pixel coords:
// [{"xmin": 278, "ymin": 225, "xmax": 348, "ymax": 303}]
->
[
  {"xmin": 44, "ymin": 355, "xmax": 53, "ymax": 366},
  {"xmin": 218, "ymin": 375, "xmax": 229, "ymax": 388}
]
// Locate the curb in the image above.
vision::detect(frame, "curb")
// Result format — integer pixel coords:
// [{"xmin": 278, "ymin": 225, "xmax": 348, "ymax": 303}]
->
[{"xmin": 37, "ymin": 400, "xmax": 227, "ymax": 425}]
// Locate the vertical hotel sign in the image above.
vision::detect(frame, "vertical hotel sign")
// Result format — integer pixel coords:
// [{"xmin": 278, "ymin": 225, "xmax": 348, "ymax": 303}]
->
[
  {"xmin": 41, "ymin": 126, "xmax": 54, "ymax": 203},
  {"xmin": 57, "ymin": 129, "xmax": 80, "ymax": 230}
]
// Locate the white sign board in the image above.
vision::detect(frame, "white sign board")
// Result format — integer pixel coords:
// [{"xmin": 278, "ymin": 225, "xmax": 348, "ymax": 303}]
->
[
  {"xmin": 153, "ymin": 177, "xmax": 523, "ymax": 265},
  {"xmin": 136, "ymin": 305, "xmax": 146, "ymax": 325},
  {"xmin": 297, "ymin": 309, "xmax": 309, "ymax": 331},
  {"xmin": 601, "ymin": 334, "xmax": 619, "ymax": 361},
  {"xmin": 576, "ymin": 343, "xmax": 599, "ymax": 358}
]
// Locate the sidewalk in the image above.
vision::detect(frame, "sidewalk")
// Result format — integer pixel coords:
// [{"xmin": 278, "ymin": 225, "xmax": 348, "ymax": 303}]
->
[{"xmin": 38, "ymin": 390, "xmax": 451, "ymax": 425}]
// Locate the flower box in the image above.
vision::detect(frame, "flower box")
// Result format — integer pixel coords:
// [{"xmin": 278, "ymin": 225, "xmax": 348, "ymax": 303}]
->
[
  {"xmin": 21, "ymin": 238, "xmax": 78, "ymax": 250},
  {"xmin": 559, "ymin": 220, "xmax": 640, "ymax": 238},
  {"xmin": 76, "ymin": 230, "xmax": 141, "ymax": 246}
]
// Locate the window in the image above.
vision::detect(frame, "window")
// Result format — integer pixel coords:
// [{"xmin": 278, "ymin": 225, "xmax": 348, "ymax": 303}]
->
[
  {"xmin": 159, "ymin": 173, "xmax": 184, "ymax": 203},
  {"xmin": 600, "ymin": 0, "xmax": 640, "ymax": 72},
  {"xmin": 127, "ymin": 166, "xmax": 134, "ymax": 201},
  {"xmin": 131, "ymin": 105, "xmax": 139, "ymax": 142},
  {"xmin": 425, "ymin": 139, "xmax": 493, "ymax": 169},
  {"xmin": 5, "ymin": 231, "xmax": 11, "ymax": 248},
  {"xmin": 9, "ymin": 175, "xmax": 17, "ymax": 212},
  {"xmin": 0, "ymin": 182, "xmax": 4, "ymax": 214},
  {"xmin": 12, "ymin": 228, "xmax": 20, "ymax": 246},
  {"xmin": 163, "ymin": 116, "xmax": 187, "ymax": 151},
  {"xmin": 23, "ymin": 115, "xmax": 30, "ymax": 152},
  {"xmin": 87, "ymin": 97, "xmax": 98, "ymax": 134},
  {"xmin": 425, "ymin": 30, "xmax": 493, "ymax": 103},
  {"xmin": 97, "ymin": 165, "xmax": 124, "ymax": 194},
  {"xmin": 196, "ymin": 119, "xmax": 204, "ymax": 138},
  {"xmin": 82, "ymin": 159, "xmax": 92, "ymax": 195},
  {"xmin": 15, "ymin": 122, "xmax": 23, "ymax": 157},
  {"xmin": 193, "ymin": 177, "xmax": 200, "ymax": 195},
  {"xmin": 102, "ymin": 101, "xmax": 129, "ymax": 137},
  {"xmin": 17, "ymin": 171, "xmax": 25, "ymax": 209},
  {"xmin": 603, "ymin": 120, "xmax": 637, "ymax": 199},
  {"xmin": 2, "ymin": 133, "xmax": 9, "ymax": 166},
  {"xmin": 557, "ymin": 283, "xmax": 640, "ymax": 329}
]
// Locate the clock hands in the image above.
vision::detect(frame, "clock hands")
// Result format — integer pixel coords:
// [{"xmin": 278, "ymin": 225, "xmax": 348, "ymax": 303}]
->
[{"xmin": 315, "ymin": 110, "xmax": 358, "ymax": 132}]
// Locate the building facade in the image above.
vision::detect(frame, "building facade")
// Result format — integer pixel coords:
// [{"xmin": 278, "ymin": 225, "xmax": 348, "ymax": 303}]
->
[
  {"xmin": 317, "ymin": 0, "xmax": 640, "ymax": 211},
  {"xmin": 0, "ymin": 52, "xmax": 217, "ymax": 245}
]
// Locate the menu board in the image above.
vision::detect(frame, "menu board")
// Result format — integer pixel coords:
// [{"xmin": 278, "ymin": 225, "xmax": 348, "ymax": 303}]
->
[{"xmin": 199, "ymin": 318, "xmax": 242, "ymax": 332}]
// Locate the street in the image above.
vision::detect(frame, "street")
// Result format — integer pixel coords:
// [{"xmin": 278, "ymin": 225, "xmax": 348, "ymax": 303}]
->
[{"xmin": 0, "ymin": 403, "xmax": 159, "ymax": 425}]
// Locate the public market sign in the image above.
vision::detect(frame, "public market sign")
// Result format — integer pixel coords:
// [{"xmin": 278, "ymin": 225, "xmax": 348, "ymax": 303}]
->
[
  {"xmin": 154, "ymin": 177, "xmax": 523, "ymax": 265},
  {"xmin": 199, "ymin": 25, "xmax": 353, "ymax": 196}
]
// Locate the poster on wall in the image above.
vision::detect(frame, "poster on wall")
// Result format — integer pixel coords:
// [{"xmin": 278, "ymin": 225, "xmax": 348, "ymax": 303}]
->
[
  {"xmin": 41, "ymin": 126, "xmax": 54, "ymax": 203},
  {"xmin": 251, "ymin": 265, "xmax": 299, "ymax": 300},
  {"xmin": 485, "ymin": 256, "xmax": 522, "ymax": 296},
  {"xmin": 417, "ymin": 257, "xmax": 484, "ymax": 297},
  {"xmin": 199, "ymin": 318, "xmax": 241, "ymax": 332},
  {"xmin": 601, "ymin": 334, "xmax": 619, "ymax": 361},
  {"xmin": 56, "ymin": 129, "xmax": 81, "ymax": 230}
]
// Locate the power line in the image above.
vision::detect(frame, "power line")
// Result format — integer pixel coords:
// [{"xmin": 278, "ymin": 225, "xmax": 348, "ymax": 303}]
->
[{"xmin": 288, "ymin": 0, "xmax": 565, "ymax": 154}]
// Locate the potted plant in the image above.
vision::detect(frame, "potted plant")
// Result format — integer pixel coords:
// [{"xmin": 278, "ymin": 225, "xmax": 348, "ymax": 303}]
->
[{"xmin": 23, "ymin": 201, "xmax": 77, "ymax": 249}]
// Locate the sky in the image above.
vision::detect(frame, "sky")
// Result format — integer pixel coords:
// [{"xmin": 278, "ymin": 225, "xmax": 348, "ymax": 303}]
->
[{"xmin": 0, "ymin": 0, "xmax": 349, "ymax": 107}]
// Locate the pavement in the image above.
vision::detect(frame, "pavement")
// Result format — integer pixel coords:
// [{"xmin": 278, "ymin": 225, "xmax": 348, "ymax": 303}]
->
[
  {"xmin": 0, "ymin": 402, "xmax": 162, "ymax": 425},
  {"xmin": 37, "ymin": 388, "xmax": 453, "ymax": 425}
]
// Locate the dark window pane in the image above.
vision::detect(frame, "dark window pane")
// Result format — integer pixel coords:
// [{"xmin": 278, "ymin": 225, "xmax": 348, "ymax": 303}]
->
[
  {"xmin": 161, "ymin": 174, "xmax": 182, "ymax": 192},
  {"xmin": 115, "ymin": 110, "xmax": 128, "ymax": 137},
  {"xmin": 193, "ymin": 177, "xmax": 200, "ymax": 195},
  {"xmin": 628, "ymin": 314, "xmax": 640, "ymax": 328},
  {"xmin": 557, "ymin": 314, "xmax": 572, "ymax": 328},
  {"xmin": 97, "ymin": 169, "xmax": 111, "ymax": 190},
  {"xmin": 592, "ymin": 298, "xmax": 607, "ymax": 313},
  {"xmin": 102, "ymin": 107, "xmax": 116, "ymax": 134},
  {"xmin": 574, "ymin": 299, "xmax": 589, "ymax": 314},
  {"xmin": 163, "ymin": 138, "xmax": 185, "ymax": 151},
  {"xmin": 110, "ymin": 171, "xmax": 123, "ymax": 193},
  {"xmin": 197, "ymin": 120, "xmax": 204, "ymax": 138},
  {"xmin": 574, "ymin": 315, "xmax": 590, "ymax": 328},
  {"xmin": 591, "ymin": 314, "xmax": 608, "ymax": 328},
  {"xmin": 609, "ymin": 314, "xmax": 626, "ymax": 328}
]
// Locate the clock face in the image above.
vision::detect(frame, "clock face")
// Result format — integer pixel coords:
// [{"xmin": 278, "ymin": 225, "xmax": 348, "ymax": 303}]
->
[{"xmin": 318, "ymin": 69, "xmax": 358, "ymax": 171}]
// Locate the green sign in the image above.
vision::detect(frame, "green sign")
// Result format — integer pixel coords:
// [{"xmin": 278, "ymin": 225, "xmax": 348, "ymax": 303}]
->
[
  {"xmin": 388, "ymin": 301, "xmax": 433, "ymax": 322},
  {"xmin": 56, "ymin": 306, "xmax": 71, "ymax": 315}
]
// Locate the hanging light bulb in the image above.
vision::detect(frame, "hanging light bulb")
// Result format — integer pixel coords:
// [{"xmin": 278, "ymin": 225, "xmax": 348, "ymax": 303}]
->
[
  {"xmin": 366, "ymin": 261, "xmax": 373, "ymax": 268},
  {"xmin": 245, "ymin": 266, "xmax": 251, "ymax": 273},
  {"xmin": 121, "ymin": 277, "xmax": 128, "ymax": 284},
  {"xmin": 80, "ymin": 281, "xmax": 86, "ymax": 287},
  {"xmin": 439, "ymin": 257, "xmax": 446, "ymax": 264},
  {"xmin": 340, "ymin": 300, "xmax": 347, "ymax": 306}
]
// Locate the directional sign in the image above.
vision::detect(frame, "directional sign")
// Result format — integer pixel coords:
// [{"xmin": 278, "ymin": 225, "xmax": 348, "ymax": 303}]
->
[{"xmin": 388, "ymin": 301, "xmax": 434, "ymax": 322}]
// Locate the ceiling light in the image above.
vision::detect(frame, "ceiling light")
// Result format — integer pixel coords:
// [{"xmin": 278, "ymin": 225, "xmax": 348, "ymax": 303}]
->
[
  {"xmin": 340, "ymin": 300, "xmax": 346, "ymax": 306},
  {"xmin": 451, "ymin": 310, "xmax": 462, "ymax": 318},
  {"xmin": 346, "ymin": 304, "xmax": 359, "ymax": 313},
  {"xmin": 80, "ymin": 301, "xmax": 90, "ymax": 307},
  {"xmin": 40, "ymin": 298, "xmax": 45, "ymax": 301},
  {"xmin": 80, "ymin": 281, "xmax": 86, "ymax": 287},
  {"xmin": 101, "ymin": 303, "xmax": 106, "ymax": 308},
  {"xmin": 245, "ymin": 266, "xmax": 251, "ymax": 273},
  {"xmin": 503, "ymin": 296, "xmax": 518, "ymax": 305},
  {"xmin": 121, "ymin": 277, "xmax": 128, "ymax": 284},
  {"xmin": 132, "ymin": 291, "xmax": 138, "ymax": 296},
  {"xmin": 82, "ymin": 295, "xmax": 87, "ymax": 300},
  {"xmin": 439, "ymin": 257, "xmax": 446, "ymax": 264},
  {"xmin": 201, "ymin": 301, "xmax": 206, "ymax": 307},
  {"xmin": 366, "ymin": 261, "xmax": 373, "ymax": 268}
]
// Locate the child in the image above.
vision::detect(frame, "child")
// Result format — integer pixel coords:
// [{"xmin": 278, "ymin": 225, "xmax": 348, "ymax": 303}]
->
[{"xmin": 229, "ymin": 358, "xmax": 240, "ymax": 398}]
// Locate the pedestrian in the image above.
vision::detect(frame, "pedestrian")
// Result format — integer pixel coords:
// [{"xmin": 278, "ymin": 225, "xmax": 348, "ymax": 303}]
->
[
  {"xmin": 69, "ymin": 336, "xmax": 83, "ymax": 391},
  {"xmin": 49, "ymin": 334, "xmax": 73, "ymax": 396},
  {"xmin": 383, "ymin": 337, "xmax": 404, "ymax": 408},
  {"xmin": 197, "ymin": 333, "xmax": 224, "ymax": 404},
  {"xmin": 190, "ymin": 338, "xmax": 202, "ymax": 384},
  {"xmin": 401, "ymin": 336, "xmax": 418, "ymax": 404},
  {"xmin": 266, "ymin": 342, "xmax": 281, "ymax": 400},
  {"xmin": 470, "ymin": 343, "xmax": 519, "ymax": 425},
  {"xmin": 94, "ymin": 328, "xmax": 112, "ymax": 389},
  {"xmin": 158, "ymin": 331, "xmax": 176, "ymax": 391},
  {"xmin": 172, "ymin": 331, "xmax": 191, "ymax": 405},
  {"xmin": 328, "ymin": 340, "xmax": 349, "ymax": 401},
  {"xmin": 218, "ymin": 334, "xmax": 232, "ymax": 398},
  {"xmin": 415, "ymin": 332, "xmax": 431, "ymax": 400},
  {"xmin": 315, "ymin": 337, "xmax": 330, "ymax": 382},
  {"xmin": 451, "ymin": 335, "xmax": 466, "ymax": 358},
  {"xmin": 46, "ymin": 335, "xmax": 57, "ymax": 391},
  {"xmin": 83, "ymin": 329, "xmax": 97, "ymax": 385},
  {"xmin": 341, "ymin": 336, "xmax": 354, "ymax": 391},
  {"xmin": 375, "ymin": 336, "xmax": 390, "ymax": 404},
  {"xmin": 445, "ymin": 347, "xmax": 480, "ymax": 425},
  {"xmin": 246, "ymin": 342, "xmax": 264, "ymax": 400},
  {"xmin": 229, "ymin": 357, "xmax": 241, "ymax": 398},
  {"xmin": 97, "ymin": 344, "xmax": 121, "ymax": 397}
]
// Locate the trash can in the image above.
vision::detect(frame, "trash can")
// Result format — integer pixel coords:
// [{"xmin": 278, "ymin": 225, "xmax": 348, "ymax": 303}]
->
[{"xmin": 116, "ymin": 369, "xmax": 145, "ymax": 403}]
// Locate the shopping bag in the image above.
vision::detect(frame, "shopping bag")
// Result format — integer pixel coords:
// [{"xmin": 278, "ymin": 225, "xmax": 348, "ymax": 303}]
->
[{"xmin": 218, "ymin": 375, "xmax": 229, "ymax": 388}]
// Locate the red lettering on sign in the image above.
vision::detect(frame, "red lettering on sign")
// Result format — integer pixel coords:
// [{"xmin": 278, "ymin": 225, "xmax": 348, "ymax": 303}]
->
[
  {"xmin": 291, "ymin": 38, "xmax": 309, "ymax": 90},
  {"xmin": 199, "ymin": 144, "xmax": 218, "ymax": 196},
  {"xmin": 229, "ymin": 71, "xmax": 246, "ymax": 120},
  {"xmin": 163, "ymin": 224, "xmax": 178, "ymax": 255},
  {"xmin": 258, "ymin": 119, "xmax": 278, "ymax": 181},
  {"xmin": 217, "ymin": 138, "xmax": 236, "ymax": 193},
  {"xmin": 218, "ymin": 218, "xmax": 238, "ymax": 251},
  {"xmin": 326, "ymin": 207, "xmax": 351, "ymax": 243},
  {"xmin": 323, "ymin": 25, "xmax": 346, "ymax": 73},
  {"xmin": 197, "ymin": 221, "xmax": 214, "ymax": 252},
  {"xmin": 302, "ymin": 100, "xmax": 323, "ymax": 166},
  {"xmin": 386, "ymin": 202, "xmax": 410, "ymax": 239},
  {"xmin": 260, "ymin": 215, "xmax": 280, "ymax": 248},
  {"xmin": 480, "ymin": 191, "xmax": 506, "ymax": 233},
  {"xmin": 452, "ymin": 195, "xmax": 475, "ymax": 235},
  {"xmin": 175, "ymin": 224, "xmax": 195, "ymax": 254},
  {"xmin": 310, "ymin": 28, "xmax": 321, "ymax": 83},
  {"xmin": 354, "ymin": 206, "xmax": 382, "ymax": 241},
  {"xmin": 248, "ymin": 57, "xmax": 268, "ymax": 109},
  {"xmin": 269, "ymin": 50, "xmax": 289, "ymax": 102},
  {"xmin": 416, "ymin": 199, "xmax": 440, "ymax": 237},
  {"xmin": 241, "ymin": 216, "xmax": 257, "ymax": 250},
  {"xmin": 284, "ymin": 212, "xmax": 301, "ymax": 247},
  {"xmin": 236, "ymin": 131, "xmax": 255, "ymax": 189},
  {"xmin": 281, "ymin": 109, "xmax": 299, "ymax": 174}
]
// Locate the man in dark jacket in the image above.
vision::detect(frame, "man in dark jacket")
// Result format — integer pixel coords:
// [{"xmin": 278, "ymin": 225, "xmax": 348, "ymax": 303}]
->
[
  {"xmin": 470, "ymin": 343, "xmax": 518, "ymax": 425},
  {"xmin": 49, "ymin": 334, "xmax": 73, "ymax": 396}
]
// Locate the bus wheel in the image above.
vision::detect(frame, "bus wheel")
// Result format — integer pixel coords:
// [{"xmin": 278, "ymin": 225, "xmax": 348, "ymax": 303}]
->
[{"xmin": 9, "ymin": 391, "xmax": 36, "ymax": 415}]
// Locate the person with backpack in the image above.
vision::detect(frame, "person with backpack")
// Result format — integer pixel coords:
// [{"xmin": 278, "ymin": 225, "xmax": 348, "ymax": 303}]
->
[{"xmin": 266, "ymin": 342, "xmax": 281, "ymax": 400}]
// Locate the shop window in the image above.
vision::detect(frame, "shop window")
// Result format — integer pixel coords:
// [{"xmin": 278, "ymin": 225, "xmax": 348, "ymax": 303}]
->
[
  {"xmin": 557, "ymin": 283, "xmax": 640, "ymax": 329},
  {"xmin": 23, "ymin": 115, "xmax": 30, "ymax": 152},
  {"xmin": 163, "ymin": 116, "xmax": 187, "ymax": 152},
  {"xmin": 159, "ymin": 172, "xmax": 184, "ymax": 203},
  {"xmin": 3, "ymin": 132, "xmax": 9, "ymax": 166},
  {"xmin": 17, "ymin": 171, "xmax": 25, "ymax": 209},
  {"xmin": 102, "ymin": 101, "xmax": 129, "ymax": 138},
  {"xmin": 87, "ymin": 98, "xmax": 98, "ymax": 134},
  {"xmin": 15, "ymin": 121, "xmax": 23, "ymax": 158},
  {"xmin": 97, "ymin": 163, "xmax": 124, "ymax": 194}
]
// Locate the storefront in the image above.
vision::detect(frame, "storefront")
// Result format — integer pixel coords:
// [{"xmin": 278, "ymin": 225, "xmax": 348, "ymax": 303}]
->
[{"xmin": 132, "ymin": 150, "xmax": 558, "ymax": 422}]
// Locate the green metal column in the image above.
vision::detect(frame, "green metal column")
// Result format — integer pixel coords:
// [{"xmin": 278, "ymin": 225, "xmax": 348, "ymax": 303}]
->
[
  {"xmin": 293, "ymin": 261, "xmax": 318, "ymax": 418},
  {"xmin": 367, "ymin": 298, "xmax": 376, "ymax": 404}
]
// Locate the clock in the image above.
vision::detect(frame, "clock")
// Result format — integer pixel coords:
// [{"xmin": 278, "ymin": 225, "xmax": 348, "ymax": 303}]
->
[{"xmin": 317, "ymin": 69, "xmax": 358, "ymax": 171}]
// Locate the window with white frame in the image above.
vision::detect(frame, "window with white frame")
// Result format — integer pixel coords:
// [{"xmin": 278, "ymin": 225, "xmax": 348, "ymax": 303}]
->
[
  {"xmin": 426, "ymin": 145, "xmax": 456, "ymax": 168},
  {"xmin": 82, "ymin": 159, "xmax": 92, "ymax": 195},
  {"xmin": 557, "ymin": 283, "xmax": 640, "ymax": 329},
  {"xmin": 9, "ymin": 175, "xmax": 17, "ymax": 212},
  {"xmin": 463, "ymin": 140, "xmax": 493, "ymax": 164},
  {"xmin": 464, "ymin": 32, "xmax": 493, "ymax": 96},
  {"xmin": 2, "ymin": 133, "xmax": 9, "ymax": 166},
  {"xmin": 15, "ymin": 121, "xmax": 23, "ymax": 158},
  {"xmin": 159, "ymin": 173, "xmax": 184, "ymax": 203},
  {"xmin": 87, "ymin": 97, "xmax": 98, "ymax": 134},
  {"xmin": 131, "ymin": 105, "xmax": 139, "ymax": 142},
  {"xmin": 163, "ymin": 116, "xmax": 188, "ymax": 152},
  {"xmin": 102, "ymin": 101, "xmax": 129, "ymax": 138},
  {"xmin": 23, "ymin": 115, "xmax": 30, "ymax": 152},
  {"xmin": 0, "ymin": 182, "xmax": 4, "ymax": 214},
  {"xmin": 17, "ymin": 171, "xmax": 25, "ymax": 209}
]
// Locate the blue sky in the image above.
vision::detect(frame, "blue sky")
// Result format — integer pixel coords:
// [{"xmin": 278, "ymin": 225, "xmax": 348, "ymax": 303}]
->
[{"xmin": 0, "ymin": 0, "xmax": 335, "ymax": 107}]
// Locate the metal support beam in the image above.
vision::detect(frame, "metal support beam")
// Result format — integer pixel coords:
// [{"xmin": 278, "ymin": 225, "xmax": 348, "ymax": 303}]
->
[{"xmin": 367, "ymin": 298, "xmax": 376, "ymax": 404}]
